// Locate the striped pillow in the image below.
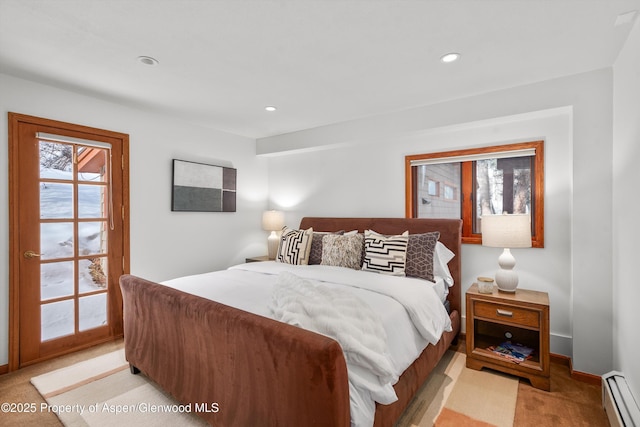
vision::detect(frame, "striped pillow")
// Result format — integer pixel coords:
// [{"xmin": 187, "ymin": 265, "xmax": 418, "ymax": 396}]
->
[
  {"xmin": 362, "ymin": 230, "xmax": 409, "ymax": 276},
  {"xmin": 276, "ymin": 227, "xmax": 313, "ymax": 265}
]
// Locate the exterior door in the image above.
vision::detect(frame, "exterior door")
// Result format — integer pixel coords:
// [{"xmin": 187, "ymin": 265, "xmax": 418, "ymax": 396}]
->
[{"xmin": 9, "ymin": 113, "xmax": 129, "ymax": 369}]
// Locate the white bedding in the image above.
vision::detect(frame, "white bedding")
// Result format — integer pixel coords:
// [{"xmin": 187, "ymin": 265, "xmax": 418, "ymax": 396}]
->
[{"xmin": 161, "ymin": 261, "xmax": 451, "ymax": 427}]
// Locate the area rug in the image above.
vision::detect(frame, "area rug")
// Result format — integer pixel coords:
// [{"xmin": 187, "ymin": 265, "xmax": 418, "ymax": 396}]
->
[
  {"xmin": 32, "ymin": 349, "xmax": 517, "ymax": 426},
  {"xmin": 397, "ymin": 351, "xmax": 519, "ymax": 427},
  {"xmin": 31, "ymin": 349, "xmax": 207, "ymax": 426}
]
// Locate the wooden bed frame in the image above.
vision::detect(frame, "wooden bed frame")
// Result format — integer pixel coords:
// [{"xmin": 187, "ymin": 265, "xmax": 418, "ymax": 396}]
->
[{"xmin": 119, "ymin": 217, "xmax": 461, "ymax": 426}]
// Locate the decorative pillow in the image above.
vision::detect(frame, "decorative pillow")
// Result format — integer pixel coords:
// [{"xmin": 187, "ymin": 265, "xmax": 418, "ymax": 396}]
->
[
  {"xmin": 320, "ymin": 234, "xmax": 364, "ymax": 270},
  {"xmin": 405, "ymin": 231, "xmax": 440, "ymax": 282},
  {"xmin": 309, "ymin": 230, "xmax": 344, "ymax": 265},
  {"xmin": 276, "ymin": 226, "xmax": 313, "ymax": 265},
  {"xmin": 362, "ymin": 230, "xmax": 409, "ymax": 276}
]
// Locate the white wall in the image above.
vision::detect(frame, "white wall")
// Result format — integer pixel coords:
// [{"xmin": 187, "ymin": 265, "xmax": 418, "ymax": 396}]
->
[
  {"xmin": 613, "ymin": 18, "xmax": 640, "ymax": 403},
  {"xmin": 0, "ymin": 73, "xmax": 269, "ymax": 366},
  {"xmin": 260, "ymin": 69, "xmax": 614, "ymax": 375},
  {"xmin": 0, "ymin": 59, "xmax": 624, "ymax": 380}
]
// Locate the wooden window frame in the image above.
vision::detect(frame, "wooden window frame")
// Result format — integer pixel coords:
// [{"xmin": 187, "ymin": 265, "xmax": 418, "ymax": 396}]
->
[{"xmin": 405, "ymin": 140, "xmax": 544, "ymax": 248}]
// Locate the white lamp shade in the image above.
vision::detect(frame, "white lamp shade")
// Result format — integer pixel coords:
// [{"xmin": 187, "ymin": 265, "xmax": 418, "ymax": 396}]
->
[
  {"xmin": 262, "ymin": 210, "xmax": 284, "ymax": 231},
  {"xmin": 481, "ymin": 214, "xmax": 532, "ymax": 248}
]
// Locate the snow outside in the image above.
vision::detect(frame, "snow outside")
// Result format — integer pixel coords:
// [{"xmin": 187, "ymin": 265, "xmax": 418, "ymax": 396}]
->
[{"xmin": 39, "ymin": 144, "xmax": 108, "ymax": 342}]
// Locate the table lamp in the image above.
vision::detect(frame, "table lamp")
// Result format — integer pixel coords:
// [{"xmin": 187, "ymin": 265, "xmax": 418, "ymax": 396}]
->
[
  {"xmin": 262, "ymin": 210, "xmax": 284, "ymax": 259},
  {"xmin": 481, "ymin": 213, "xmax": 532, "ymax": 292}
]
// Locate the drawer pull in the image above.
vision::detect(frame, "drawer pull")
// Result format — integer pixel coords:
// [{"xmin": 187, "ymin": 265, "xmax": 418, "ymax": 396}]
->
[{"xmin": 497, "ymin": 309, "xmax": 513, "ymax": 317}]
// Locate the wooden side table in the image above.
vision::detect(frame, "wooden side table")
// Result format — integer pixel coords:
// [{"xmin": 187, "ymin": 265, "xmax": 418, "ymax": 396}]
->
[
  {"xmin": 466, "ymin": 283, "xmax": 550, "ymax": 390},
  {"xmin": 245, "ymin": 255, "xmax": 271, "ymax": 263}
]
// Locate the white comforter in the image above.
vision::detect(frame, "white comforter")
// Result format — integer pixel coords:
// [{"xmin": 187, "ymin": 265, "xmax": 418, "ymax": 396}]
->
[
  {"xmin": 161, "ymin": 261, "xmax": 451, "ymax": 427},
  {"xmin": 271, "ymin": 271, "xmax": 397, "ymax": 400}
]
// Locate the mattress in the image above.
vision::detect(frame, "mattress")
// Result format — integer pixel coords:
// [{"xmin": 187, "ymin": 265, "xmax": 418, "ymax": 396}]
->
[{"xmin": 161, "ymin": 261, "xmax": 451, "ymax": 427}]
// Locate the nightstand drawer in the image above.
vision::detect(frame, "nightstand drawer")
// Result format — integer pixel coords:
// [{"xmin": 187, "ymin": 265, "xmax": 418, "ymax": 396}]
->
[{"xmin": 474, "ymin": 301, "xmax": 539, "ymax": 328}]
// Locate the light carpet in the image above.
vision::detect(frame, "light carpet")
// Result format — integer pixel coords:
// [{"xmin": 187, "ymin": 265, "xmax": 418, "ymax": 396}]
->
[
  {"xmin": 31, "ymin": 349, "xmax": 517, "ymax": 427},
  {"xmin": 30, "ymin": 349, "xmax": 207, "ymax": 426},
  {"xmin": 397, "ymin": 351, "xmax": 518, "ymax": 427}
]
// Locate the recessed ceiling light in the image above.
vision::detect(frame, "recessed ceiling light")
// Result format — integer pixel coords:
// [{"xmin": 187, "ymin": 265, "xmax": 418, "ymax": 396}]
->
[
  {"xmin": 265, "ymin": 106, "xmax": 277, "ymax": 112},
  {"xmin": 440, "ymin": 52, "xmax": 461, "ymax": 63},
  {"xmin": 137, "ymin": 56, "xmax": 159, "ymax": 66}
]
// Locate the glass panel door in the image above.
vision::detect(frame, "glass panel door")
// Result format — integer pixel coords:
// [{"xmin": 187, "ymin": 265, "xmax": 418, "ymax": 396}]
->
[
  {"xmin": 38, "ymin": 140, "xmax": 110, "ymax": 342},
  {"xmin": 10, "ymin": 113, "xmax": 128, "ymax": 370}
]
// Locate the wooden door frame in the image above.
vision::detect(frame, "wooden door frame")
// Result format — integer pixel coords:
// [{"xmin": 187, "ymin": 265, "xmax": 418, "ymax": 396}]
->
[{"xmin": 8, "ymin": 112, "xmax": 130, "ymax": 371}]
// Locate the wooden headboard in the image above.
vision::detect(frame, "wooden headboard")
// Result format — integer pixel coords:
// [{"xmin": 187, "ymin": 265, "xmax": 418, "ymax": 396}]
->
[{"xmin": 298, "ymin": 217, "xmax": 463, "ymax": 316}]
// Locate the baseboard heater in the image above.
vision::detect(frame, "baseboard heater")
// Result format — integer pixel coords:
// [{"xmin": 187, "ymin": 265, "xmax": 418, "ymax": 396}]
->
[{"xmin": 603, "ymin": 371, "xmax": 640, "ymax": 427}]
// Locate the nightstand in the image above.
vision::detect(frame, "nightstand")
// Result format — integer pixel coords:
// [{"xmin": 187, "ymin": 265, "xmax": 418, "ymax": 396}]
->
[
  {"xmin": 245, "ymin": 255, "xmax": 271, "ymax": 263},
  {"xmin": 466, "ymin": 283, "xmax": 550, "ymax": 390}
]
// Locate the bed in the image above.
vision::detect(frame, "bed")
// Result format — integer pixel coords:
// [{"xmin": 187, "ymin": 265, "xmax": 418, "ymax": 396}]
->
[{"xmin": 120, "ymin": 217, "xmax": 462, "ymax": 426}]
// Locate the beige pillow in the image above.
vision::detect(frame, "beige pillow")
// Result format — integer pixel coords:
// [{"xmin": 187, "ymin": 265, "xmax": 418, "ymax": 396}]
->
[{"xmin": 276, "ymin": 226, "xmax": 313, "ymax": 265}]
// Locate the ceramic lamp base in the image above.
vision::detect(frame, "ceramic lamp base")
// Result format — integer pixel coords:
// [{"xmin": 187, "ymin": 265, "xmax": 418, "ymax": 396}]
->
[
  {"xmin": 495, "ymin": 248, "xmax": 519, "ymax": 292},
  {"xmin": 267, "ymin": 231, "xmax": 279, "ymax": 260}
]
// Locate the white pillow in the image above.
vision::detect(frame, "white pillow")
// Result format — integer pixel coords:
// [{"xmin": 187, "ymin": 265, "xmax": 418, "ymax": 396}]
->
[{"xmin": 434, "ymin": 241, "xmax": 455, "ymax": 287}]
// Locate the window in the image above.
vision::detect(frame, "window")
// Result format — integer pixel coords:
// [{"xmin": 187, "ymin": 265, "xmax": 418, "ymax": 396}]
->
[
  {"xmin": 405, "ymin": 140, "xmax": 544, "ymax": 247},
  {"xmin": 427, "ymin": 179, "xmax": 439, "ymax": 196},
  {"xmin": 443, "ymin": 183, "xmax": 457, "ymax": 200}
]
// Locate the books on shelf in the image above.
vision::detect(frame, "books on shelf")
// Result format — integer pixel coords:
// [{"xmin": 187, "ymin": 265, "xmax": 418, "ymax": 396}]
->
[{"xmin": 487, "ymin": 341, "xmax": 534, "ymax": 363}]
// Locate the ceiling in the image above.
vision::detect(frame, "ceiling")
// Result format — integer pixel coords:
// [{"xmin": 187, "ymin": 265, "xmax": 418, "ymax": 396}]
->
[{"xmin": 1, "ymin": 0, "xmax": 639, "ymax": 139}]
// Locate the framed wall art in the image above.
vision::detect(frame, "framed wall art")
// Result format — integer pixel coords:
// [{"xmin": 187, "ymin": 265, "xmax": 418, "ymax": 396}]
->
[{"xmin": 172, "ymin": 159, "xmax": 237, "ymax": 212}]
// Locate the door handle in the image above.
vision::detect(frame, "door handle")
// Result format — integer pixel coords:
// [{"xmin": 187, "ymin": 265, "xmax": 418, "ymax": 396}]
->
[{"xmin": 24, "ymin": 250, "xmax": 41, "ymax": 259}]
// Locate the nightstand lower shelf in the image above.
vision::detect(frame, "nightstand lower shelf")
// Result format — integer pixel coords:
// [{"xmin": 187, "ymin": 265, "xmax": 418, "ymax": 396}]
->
[{"xmin": 466, "ymin": 348, "xmax": 550, "ymax": 391}]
